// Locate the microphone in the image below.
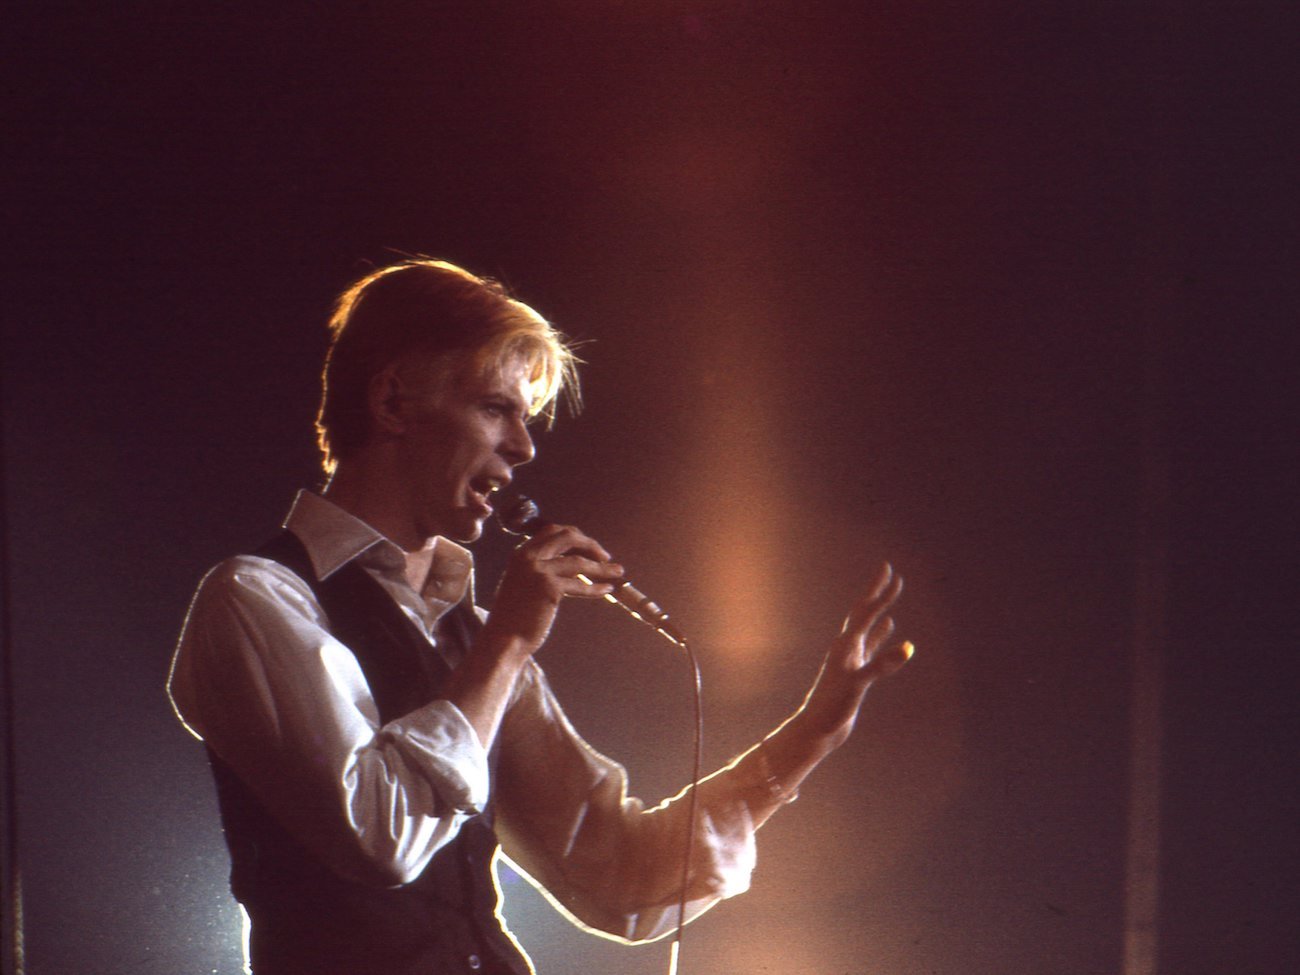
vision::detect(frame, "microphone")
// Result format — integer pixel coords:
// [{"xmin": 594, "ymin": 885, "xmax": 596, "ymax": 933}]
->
[{"xmin": 497, "ymin": 496, "xmax": 688, "ymax": 647}]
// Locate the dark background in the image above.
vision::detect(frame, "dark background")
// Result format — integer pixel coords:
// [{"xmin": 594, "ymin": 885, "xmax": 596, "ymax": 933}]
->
[{"xmin": 4, "ymin": 2, "xmax": 1296, "ymax": 973}]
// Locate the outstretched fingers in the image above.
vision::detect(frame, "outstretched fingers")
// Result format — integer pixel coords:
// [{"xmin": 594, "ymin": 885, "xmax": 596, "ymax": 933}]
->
[
  {"xmin": 836, "ymin": 563, "xmax": 911, "ymax": 679},
  {"xmin": 840, "ymin": 562, "xmax": 902, "ymax": 638},
  {"xmin": 796, "ymin": 562, "xmax": 915, "ymax": 743}
]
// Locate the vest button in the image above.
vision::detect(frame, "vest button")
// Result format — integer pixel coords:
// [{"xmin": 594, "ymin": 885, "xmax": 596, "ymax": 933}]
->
[{"xmin": 467, "ymin": 954, "xmax": 482, "ymax": 970}]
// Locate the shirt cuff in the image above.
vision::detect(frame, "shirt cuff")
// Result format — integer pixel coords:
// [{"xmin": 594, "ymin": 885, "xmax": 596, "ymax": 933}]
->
[{"xmin": 387, "ymin": 700, "xmax": 490, "ymax": 814}]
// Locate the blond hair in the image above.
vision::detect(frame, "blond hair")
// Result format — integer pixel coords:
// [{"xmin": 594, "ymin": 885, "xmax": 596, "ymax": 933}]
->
[{"xmin": 315, "ymin": 259, "xmax": 579, "ymax": 473}]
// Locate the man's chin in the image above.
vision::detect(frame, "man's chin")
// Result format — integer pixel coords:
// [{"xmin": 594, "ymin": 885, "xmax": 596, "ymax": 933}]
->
[
  {"xmin": 425, "ymin": 501, "xmax": 490, "ymax": 544},
  {"xmin": 446, "ymin": 516, "xmax": 486, "ymax": 545}
]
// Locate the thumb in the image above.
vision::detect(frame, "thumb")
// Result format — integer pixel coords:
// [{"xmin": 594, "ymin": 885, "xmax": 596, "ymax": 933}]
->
[{"xmin": 864, "ymin": 640, "xmax": 915, "ymax": 682}]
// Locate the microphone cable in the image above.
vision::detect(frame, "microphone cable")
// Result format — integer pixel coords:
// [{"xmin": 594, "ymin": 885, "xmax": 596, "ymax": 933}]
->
[
  {"xmin": 666, "ymin": 635, "xmax": 703, "ymax": 975},
  {"xmin": 495, "ymin": 497, "xmax": 703, "ymax": 975}
]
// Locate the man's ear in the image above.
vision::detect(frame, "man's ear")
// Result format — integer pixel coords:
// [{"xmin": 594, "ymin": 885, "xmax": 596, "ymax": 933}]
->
[{"xmin": 367, "ymin": 364, "xmax": 408, "ymax": 437}]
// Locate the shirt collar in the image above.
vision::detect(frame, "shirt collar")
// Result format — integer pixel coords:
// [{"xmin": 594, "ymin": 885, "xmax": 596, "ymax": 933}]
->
[{"xmin": 283, "ymin": 491, "xmax": 475, "ymax": 606}]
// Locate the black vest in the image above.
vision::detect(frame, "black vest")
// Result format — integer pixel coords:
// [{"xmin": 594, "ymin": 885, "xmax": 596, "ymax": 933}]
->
[{"xmin": 207, "ymin": 531, "xmax": 533, "ymax": 975}]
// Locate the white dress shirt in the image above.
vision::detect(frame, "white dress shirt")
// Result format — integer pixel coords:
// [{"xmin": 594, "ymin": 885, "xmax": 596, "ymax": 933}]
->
[{"xmin": 168, "ymin": 491, "xmax": 760, "ymax": 943}]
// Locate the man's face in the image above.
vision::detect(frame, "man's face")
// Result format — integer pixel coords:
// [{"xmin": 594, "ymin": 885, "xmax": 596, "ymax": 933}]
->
[{"xmin": 397, "ymin": 359, "xmax": 536, "ymax": 544}]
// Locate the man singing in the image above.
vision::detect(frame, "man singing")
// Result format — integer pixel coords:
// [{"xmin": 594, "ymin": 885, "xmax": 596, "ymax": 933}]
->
[{"xmin": 168, "ymin": 258, "xmax": 912, "ymax": 974}]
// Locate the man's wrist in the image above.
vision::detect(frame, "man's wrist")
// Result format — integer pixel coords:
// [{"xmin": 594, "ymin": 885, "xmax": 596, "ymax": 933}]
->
[
  {"xmin": 783, "ymin": 706, "xmax": 852, "ymax": 762},
  {"xmin": 753, "ymin": 738, "xmax": 800, "ymax": 806},
  {"xmin": 474, "ymin": 620, "xmax": 539, "ymax": 672}
]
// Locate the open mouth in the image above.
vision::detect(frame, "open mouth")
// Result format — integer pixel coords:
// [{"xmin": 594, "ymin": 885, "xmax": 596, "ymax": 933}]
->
[{"xmin": 469, "ymin": 476, "xmax": 504, "ymax": 511}]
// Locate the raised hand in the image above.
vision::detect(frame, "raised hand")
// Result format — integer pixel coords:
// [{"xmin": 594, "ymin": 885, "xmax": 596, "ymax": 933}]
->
[{"xmin": 797, "ymin": 562, "xmax": 913, "ymax": 748}]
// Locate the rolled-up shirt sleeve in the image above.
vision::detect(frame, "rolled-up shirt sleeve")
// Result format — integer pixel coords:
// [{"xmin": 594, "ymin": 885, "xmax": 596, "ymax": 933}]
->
[
  {"xmin": 167, "ymin": 555, "xmax": 489, "ymax": 888},
  {"xmin": 492, "ymin": 662, "xmax": 759, "ymax": 943}
]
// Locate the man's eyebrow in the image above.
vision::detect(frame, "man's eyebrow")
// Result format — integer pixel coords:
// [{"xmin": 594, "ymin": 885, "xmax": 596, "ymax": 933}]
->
[{"xmin": 483, "ymin": 391, "xmax": 530, "ymax": 414}]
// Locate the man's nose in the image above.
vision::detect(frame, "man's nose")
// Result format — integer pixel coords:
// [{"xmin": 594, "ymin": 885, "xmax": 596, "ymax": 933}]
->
[{"xmin": 502, "ymin": 418, "xmax": 535, "ymax": 466}]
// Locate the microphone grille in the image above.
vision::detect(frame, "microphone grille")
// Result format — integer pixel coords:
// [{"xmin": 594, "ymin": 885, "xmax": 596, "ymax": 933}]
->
[{"xmin": 498, "ymin": 495, "xmax": 542, "ymax": 535}]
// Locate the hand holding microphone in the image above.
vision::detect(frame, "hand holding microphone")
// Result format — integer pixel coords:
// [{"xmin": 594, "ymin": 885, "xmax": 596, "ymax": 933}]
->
[{"xmin": 498, "ymin": 496, "xmax": 688, "ymax": 647}]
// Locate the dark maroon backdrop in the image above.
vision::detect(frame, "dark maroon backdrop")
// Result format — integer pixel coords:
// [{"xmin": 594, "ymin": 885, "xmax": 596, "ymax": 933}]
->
[{"xmin": 4, "ymin": 3, "xmax": 1295, "ymax": 974}]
